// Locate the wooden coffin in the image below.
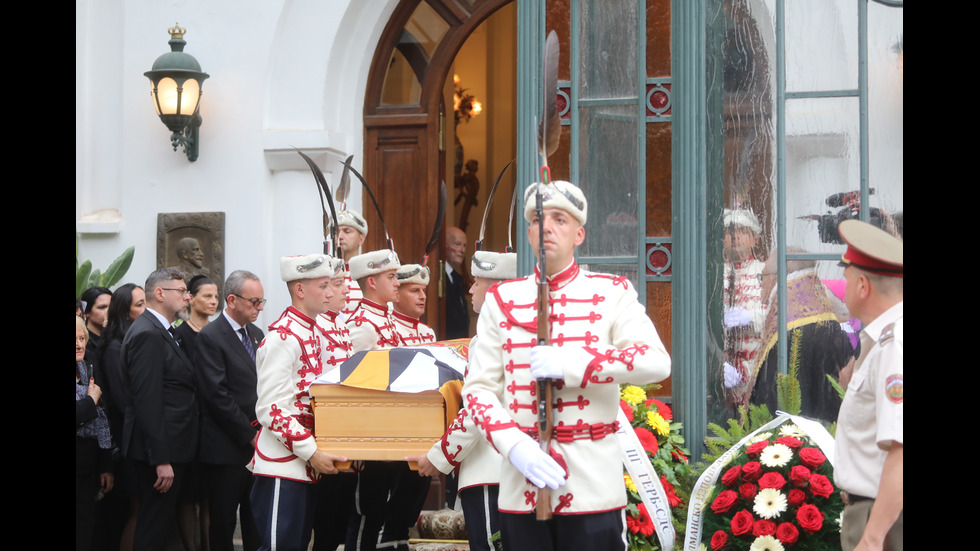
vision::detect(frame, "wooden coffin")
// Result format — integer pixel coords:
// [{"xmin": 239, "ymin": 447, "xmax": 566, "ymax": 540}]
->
[{"xmin": 311, "ymin": 384, "xmax": 449, "ymax": 470}]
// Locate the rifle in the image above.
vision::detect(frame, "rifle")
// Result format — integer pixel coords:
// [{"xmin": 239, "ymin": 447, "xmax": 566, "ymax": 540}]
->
[{"xmin": 534, "ymin": 30, "xmax": 560, "ymax": 521}]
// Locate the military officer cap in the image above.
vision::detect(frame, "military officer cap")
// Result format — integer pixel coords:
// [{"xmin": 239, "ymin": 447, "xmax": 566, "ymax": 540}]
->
[
  {"xmin": 396, "ymin": 263, "xmax": 430, "ymax": 286},
  {"xmin": 332, "ymin": 209, "xmax": 369, "ymax": 236},
  {"xmin": 838, "ymin": 219, "xmax": 903, "ymax": 278},
  {"xmin": 724, "ymin": 208, "xmax": 762, "ymax": 235},
  {"xmin": 523, "ymin": 180, "xmax": 588, "ymax": 226},
  {"xmin": 349, "ymin": 249, "xmax": 401, "ymax": 280},
  {"xmin": 471, "ymin": 251, "xmax": 517, "ymax": 280},
  {"xmin": 280, "ymin": 254, "xmax": 345, "ymax": 282}
]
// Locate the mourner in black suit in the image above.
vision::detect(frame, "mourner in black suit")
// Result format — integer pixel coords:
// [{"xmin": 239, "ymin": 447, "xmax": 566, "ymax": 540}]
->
[
  {"xmin": 121, "ymin": 268, "xmax": 199, "ymax": 551},
  {"xmin": 195, "ymin": 270, "xmax": 266, "ymax": 551},
  {"xmin": 444, "ymin": 226, "xmax": 470, "ymax": 339}
]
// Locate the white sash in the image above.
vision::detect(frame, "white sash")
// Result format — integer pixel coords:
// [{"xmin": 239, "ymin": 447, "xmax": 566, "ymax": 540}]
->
[{"xmin": 616, "ymin": 408, "xmax": 675, "ymax": 551}]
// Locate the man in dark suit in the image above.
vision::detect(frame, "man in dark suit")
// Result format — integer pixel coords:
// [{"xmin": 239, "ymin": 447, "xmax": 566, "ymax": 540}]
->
[
  {"xmin": 444, "ymin": 225, "xmax": 469, "ymax": 339},
  {"xmin": 121, "ymin": 267, "xmax": 199, "ymax": 551},
  {"xmin": 195, "ymin": 270, "xmax": 266, "ymax": 551}
]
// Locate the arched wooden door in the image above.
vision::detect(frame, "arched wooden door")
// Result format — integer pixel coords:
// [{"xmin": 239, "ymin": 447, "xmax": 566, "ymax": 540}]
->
[{"xmin": 363, "ymin": 0, "xmax": 513, "ymax": 336}]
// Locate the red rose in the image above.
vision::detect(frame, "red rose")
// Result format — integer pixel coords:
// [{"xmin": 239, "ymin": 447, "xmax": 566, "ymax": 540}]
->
[
  {"xmin": 796, "ymin": 504, "xmax": 825, "ymax": 533},
  {"xmin": 620, "ymin": 400, "xmax": 634, "ymax": 422},
  {"xmin": 710, "ymin": 530, "xmax": 729, "ymax": 550},
  {"xmin": 745, "ymin": 441, "xmax": 769, "ymax": 457},
  {"xmin": 730, "ymin": 509, "xmax": 755, "ymax": 536},
  {"xmin": 758, "ymin": 472, "xmax": 786, "ymax": 490},
  {"xmin": 633, "ymin": 426, "xmax": 659, "ymax": 454},
  {"xmin": 752, "ymin": 519, "xmax": 777, "ymax": 537},
  {"xmin": 646, "ymin": 398, "xmax": 673, "ymax": 420},
  {"xmin": 789, "ymin": 465, "xmax": 812, "ymax": 486},
  {"xmin": 775, "ymin": 436, "xmax": 803, "ymax": 449},
  {"xmin": 808, "ymin": 473, "xmax": 834, "ymax": 498},
  {"xmin": 660, "ymin": 475, "xmax": 683, "ymax": 507},
  {"xmin": 741, "ymin": 461, "xmax": 763, "ymax": 481},
  {"xmin": 787, "ymin": 488, "xmax": 806, "ymax": 507},
  {"xmin": 739, "ymin": 483, "xmax": 758, "ymax": 501},
  {"xmin": 799, "ymin": 447, "xmax": 826, "ymax": 469},
  {"xmin": 721, "ymin": 465, "xmax": 741, "ymax": 486},
  {"xmin": 775, "ymin": 522, "xmax": 799, "ymax": 544},
  {"xmin": 711, "ymin": 490, "xmax": 739, "ymax": 514}
]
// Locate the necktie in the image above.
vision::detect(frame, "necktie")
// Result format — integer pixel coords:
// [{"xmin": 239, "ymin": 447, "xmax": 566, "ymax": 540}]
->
[{"xmin": 240, "ymin": 328, "xmax": 255, "ymax": 361}]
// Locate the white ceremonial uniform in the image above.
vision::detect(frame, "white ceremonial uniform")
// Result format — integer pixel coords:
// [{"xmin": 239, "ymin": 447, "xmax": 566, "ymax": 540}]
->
[
  {"xmin": 462, "ymin": 262, "xmax": 671, "ymax": 514},
  {"xmin": 316, "ymin": 309, "xmax": 353, "ymax": 375},
  {"xmin": 250, "ymin": 306, "xmax": 325, "ymax": 483},
  {"xmin": 342, "ymin": 275, "xmax": 363, "ymax": 320},
  {"xmin": 834, "ymin": 301, "xmax": 904, "ymax": 498},
  {"xmin": 345, "ymin": 298, "xmax": 401, "ymax": 352},
  {"xmin": 392, "ymin": 310, "xmax": 437, "ymax": 346},
  {"xmin": 426, "ymin": 335, "xmax": 502, "ymax": 490},
  {"xmin": 723, "ymin": 256, "xmax": 765, "ymax": 401}
]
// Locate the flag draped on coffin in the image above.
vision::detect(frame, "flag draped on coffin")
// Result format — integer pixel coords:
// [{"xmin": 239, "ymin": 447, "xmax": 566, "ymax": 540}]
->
[{"xmin": 316, "ymin": 342, "xmax": 468, "ymax": 393}]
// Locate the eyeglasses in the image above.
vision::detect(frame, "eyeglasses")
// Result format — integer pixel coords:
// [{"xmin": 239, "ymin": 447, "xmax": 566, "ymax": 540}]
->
[
  {"xmin": 232, "ymin": 294, "xmax": 267, "ymax": 308},
  {"xmin": 161, "ymin": 287, "xmax": 190, "ymax": 296}
]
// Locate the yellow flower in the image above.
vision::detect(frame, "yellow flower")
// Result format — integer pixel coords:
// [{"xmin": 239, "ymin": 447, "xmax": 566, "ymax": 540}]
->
[
  {"xmin": 621, "ymin": 385, "xmax": 646, "ymax": 406},
  {"xmin": 647, "ymin": 411, "xmax": 670, "ymax": 436},
  {"xmin": 624, "ymin": 473, "xmax": 637, "ymax": 494}
]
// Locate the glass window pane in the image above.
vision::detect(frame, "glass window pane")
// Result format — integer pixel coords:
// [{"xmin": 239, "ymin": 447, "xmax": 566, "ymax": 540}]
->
[
  {"xmin": 577, "ymin": 104, "xmax": 638, "ymax": 258},
  {"xmin": 579, "ymin": 0, "xmax": 638, "ymax": 99},
  {"xmin": 380, "ymin": 2, "xmax": 449, "ymax": 106},
  {"xmin": 868, "ymin": 2, "xmax": 903, "ymax": 238},
  {"xmin": 785, "ymin": 0, "xmax": 858, "ymax": 92}
]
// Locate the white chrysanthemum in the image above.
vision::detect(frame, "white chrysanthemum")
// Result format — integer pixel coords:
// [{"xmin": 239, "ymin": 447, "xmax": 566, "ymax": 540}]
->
[
  {"xmin": 748, "ymin": 431, "xmax": 773, "ymax": 444},
  {"xmin": 778, "ymin": 424, "xmax": 804, "ymax": 438},
  {"xmin": 760, "ymin": 443, "xmax": 793, "ymax": 468},
  {"xmin": 749, "ymin": 535, "xmax": 785, "ymax": 551},
  {"xmin": 753, "ymin": 488, "xmax": 788, "ymax": 519}
]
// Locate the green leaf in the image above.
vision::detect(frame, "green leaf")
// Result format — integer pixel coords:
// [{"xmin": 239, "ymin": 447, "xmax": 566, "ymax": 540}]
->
[
  {"xmin": 76, "ymin": 260, "xmax": 92, "ymax": 299},
  {"xmin": 101, "ymin": 246, "xmax": 135, "ymax": 288}
]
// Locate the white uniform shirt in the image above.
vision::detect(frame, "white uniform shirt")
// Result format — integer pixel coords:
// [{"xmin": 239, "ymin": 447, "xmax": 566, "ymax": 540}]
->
[
  {"xmin": 834, "ymin": 301, "xmax": 903, "ymax": 498},
  {"xmin": 392, "ymin": 310, "xmax": 437, "ymax": 346}
]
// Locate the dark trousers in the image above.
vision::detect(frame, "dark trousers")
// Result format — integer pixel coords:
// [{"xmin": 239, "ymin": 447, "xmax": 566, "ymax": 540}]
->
[
  {"xmin": 459, "ymin": 485, "xmax": 502, "ymax": 551},
  {"xmin": 133, "ymin": 461, "xmax": 188, "ymax": 551},
  {"xmin": 499, "ymin": 509, "xmax": 626, "ymax": 551},
  {"xmin": 206, "ymin": 463, "xmax": 259, "ymax": 551},
  {"xmin": 345, "ymin": 462, "xmax": 431, "ymax": 551},
  {"xmin": 250, "ymin": 475, "xmax": 316, "ymax": 551},
  {"xmin": 312, "ymin": 472, "xmax": 357, "ymax": 551}
]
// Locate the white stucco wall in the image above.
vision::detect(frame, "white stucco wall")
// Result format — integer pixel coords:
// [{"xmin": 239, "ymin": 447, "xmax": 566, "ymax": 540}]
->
[{"xmin": 76, "ymin": 0, "xmax": 399, "ymax": 321}]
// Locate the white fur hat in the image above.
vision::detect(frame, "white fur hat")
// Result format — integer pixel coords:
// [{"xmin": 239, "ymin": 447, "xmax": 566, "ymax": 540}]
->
[
  {"xmin": 396, "ymin": 263, "xmax": 430, "ymax": 286},
  {"xmin": 471, "ymin": 251, "xmax": 517, "ymax": 280},
  {"xmin": 332, "ymin": 209, "xmax": 368, "ymax": 236},
  {"xmin": 280, "ymin": 254, "xmax": 345, "ymax": 282},
  {"xmin": 723, "ymin": 208, "xmax": 761, "ymax": 235},
  {"xmin": 349, "ymin": 249, "xmax": 401, "ymax": 280},
  {"xmin": 523, "ymin": 180, "xmax": 588, "ymax": 226}
]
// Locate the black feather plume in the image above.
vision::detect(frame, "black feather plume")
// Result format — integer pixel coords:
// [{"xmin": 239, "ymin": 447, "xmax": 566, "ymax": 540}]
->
[
  {"xmin": 477, "ymin": 159, "xmax": 516, "ymax": 251},
  {"xmin": 538, "ymin": 30, "xmax": 561, "ymax": 164},
  {"xmin": 296, "ymin": 149, "xmax": 340, "ymax": 255},
  {"xmin": 336, "ymin": 155, "xmax": 353, "ymax": 206},
  {"xmin": 345, "ymin": 162, "xmax": 392, "ymax": 250}
]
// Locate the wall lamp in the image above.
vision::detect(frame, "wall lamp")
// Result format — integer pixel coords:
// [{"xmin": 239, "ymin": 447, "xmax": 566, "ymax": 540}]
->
[{"xmin": 144, "ymin": 23, "xmax": 209, "ymax": 162}]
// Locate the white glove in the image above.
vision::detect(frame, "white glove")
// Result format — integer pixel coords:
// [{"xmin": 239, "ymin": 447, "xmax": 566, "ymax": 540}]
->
[
  {"xmin": 529, "ymin": 345, "xmax": 574, "ymax": 380},
  {"xmin": 723, "ymin": 361, "xmax": 743, "ymax": 388},
  {"xmin": 508, "ymin": 439, "xmax": 566, "ymax": 490},
  {"xmin": 724, "ymin": 307, "xmax": 752, "ymax": 329}
]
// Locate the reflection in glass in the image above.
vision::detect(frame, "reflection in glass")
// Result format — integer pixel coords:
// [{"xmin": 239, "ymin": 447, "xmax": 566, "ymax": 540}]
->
[{"xmin": 380, "ymin": 2, "xmax": 449, "ymax": 106}]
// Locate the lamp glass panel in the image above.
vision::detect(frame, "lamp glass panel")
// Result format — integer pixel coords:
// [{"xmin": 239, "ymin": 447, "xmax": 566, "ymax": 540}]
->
[{"xmin": 154, "ymin": 77, "xmax": 201, "ymax": 116}]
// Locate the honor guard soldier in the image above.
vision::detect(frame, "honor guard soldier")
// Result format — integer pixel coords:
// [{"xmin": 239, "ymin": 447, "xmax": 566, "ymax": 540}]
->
[
  {"xmin": 333, "ymin": 209, "xmax": 369, "ymax": 319},
  {"xmin": 311, "ymin": 262, "xmax": 357, "ymax": 551},
  {"xmin": 392, "ymin": 263, "xmax": 438, "ymax": 345},
  {"xmin": 462, "ymin": 180, "xmax": 672, "ymax": 550},
  {"xmin": 344, "ymin": 249, "xmax": 402, "ymax": 352},
  {"xmin": 414, "ymin": 250, "xmax": 517, "ymax": 551},
  {"xmin": 834, "ymin": 220, "xmax": 903, "ymax": 551},
  {"xmin": 249, "ymin": 254, "xmax": 347, "ymax": 551}
]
